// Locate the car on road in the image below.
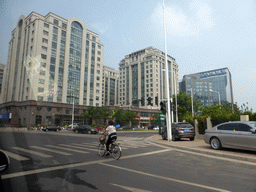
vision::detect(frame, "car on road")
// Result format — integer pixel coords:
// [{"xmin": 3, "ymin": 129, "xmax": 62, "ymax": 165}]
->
[
  {"xmin": 162, "ymin": 122, "xmax": 195, "ymax": 141},
  {"xmin": 42, "ymin": 126, "xmax": 61, "ymax": 132},
  {"xmin": 117, "ymin": 126, "xmax": 132, "ymax": 131},
  {"xmin": 68, "ymin": 123, "xmax": 80, "ymax": 128},
  {"xmin": 73, "ymin": 125, "xmax": 98, "ymax": 134},
  {"xmin": 204, "ymin": 121, "xmax": 256, "ymax": 151},
  {"xmin": 148, "ymin": 125, "xmax": 155, "ymax": 130},
  {"xmin": 153, "ymin": 126, "xmax": 159, "ymax": 130}
]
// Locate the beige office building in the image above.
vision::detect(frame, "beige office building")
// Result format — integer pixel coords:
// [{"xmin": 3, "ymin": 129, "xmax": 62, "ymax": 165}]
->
[
  {"xmin": 102, "ymin": 66, "xmax": 120, "ymax": 106},
  {"xmin": 2, "ymin": 12, "xmax": 104, "ymax": 107},
  {"xmin": 119, "ymin": 46, "xmax": 179, "ymax": 109}
]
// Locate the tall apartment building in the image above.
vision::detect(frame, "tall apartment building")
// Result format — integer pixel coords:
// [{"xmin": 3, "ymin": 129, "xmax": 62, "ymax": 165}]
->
[
  {"xmin": 102, "ymin": 66, "xmax": 119, "ymax": 106},
  {"xmin": 2, "ymin": 12, "xmax": 104, "ymax": 107},
  {"xmin": 119, "ymin": 46, "xmax": 179, "ymax": 109},
  {"xmin": 0, "ymin": 64, "xmax": 5, "ymax": 102},
  {"xmin": 180, "ymin": 68, "xmax": 233, "ymax": 106}
]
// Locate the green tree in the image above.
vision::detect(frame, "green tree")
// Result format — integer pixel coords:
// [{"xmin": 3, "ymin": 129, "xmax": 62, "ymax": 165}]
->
[
  {"xmin": 82, "ymin": 106, "xmax": 101, "ymax": 125},
  {"xmin": 99, "ymin": 106, "xmax": 112, "ymax": 125},
  {"xmin": 112, "ymin": 108, "xmax": 126, "ymax": 125},
  {"xmin": 124, "ymin": 110, "xmax": 137, "ymax": 126},
  {"xmin": 150, "ymin": 114, "xmax": 159, "ymax": 125},
  {"xmin": 172, "ymin": 92, "xmax": 200, "ymax": 122}
]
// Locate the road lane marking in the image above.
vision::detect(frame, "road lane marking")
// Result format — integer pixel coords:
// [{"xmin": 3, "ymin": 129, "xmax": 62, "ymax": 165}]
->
[
  {"xmin": 59, "ymin": 144, "xmax": 97, "ymax": 152},
  {"xmin": 30, "ymin": 146, "xmax": 72, "ymax": 156},
  {"xmin": 110, "ymin": 183, "xmax": 152, "ymax": 192},
  {"xmin": 12, "ymin": 147, "xmax": 52, "ymax": 158},
  {"xmin": 1, "ymin": 148, "xmax": 172, "ymax": 179},
  {"xmin": 0, "ymin": 150, "xmax": 29, "ymax": 161},
  {"xmin": 100, "ymin": 163, "xmax": 231, "ymax": 192},
  {"xmin": 45, "ymin": 145, "xmax": 89, "ymax": 154}
]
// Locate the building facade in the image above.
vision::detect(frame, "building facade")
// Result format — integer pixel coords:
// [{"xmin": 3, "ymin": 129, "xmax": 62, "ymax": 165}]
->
[
  {"xmin": 180, "ymin": 68, "xmax": 233, "ymax": 106},
  {"xmin": 118, "ymin": 46, "xmax": 179, "ymax": 109},
  {"xmin": 102, "ymin": 66, "xmax": 119, "ymax": 106},
  {"xmin": 0, "ymin": 64, "xmax": 5, "ymax": 103},
  {"xmin": 2, "ymin": 12, "xmax": 104, "ymax": 107}
]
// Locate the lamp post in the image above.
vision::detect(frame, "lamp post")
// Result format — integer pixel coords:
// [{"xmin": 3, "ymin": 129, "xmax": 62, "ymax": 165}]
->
[
  {"xmin": 173, "ymin": 71, "xmax": 178, "ymax": 122},
  {"xmin": 163, "ymin": 0, "xmax": 172, "ymax": 141},
  {"xmin": 209, "ymin": 89, "xmax": 220, "ymax": 105},
  {"xmin": 191, "ymin": 87, "xmax": 194, "ymax": 117}
]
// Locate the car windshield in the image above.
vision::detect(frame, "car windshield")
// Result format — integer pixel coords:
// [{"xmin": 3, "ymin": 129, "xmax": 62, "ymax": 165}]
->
[{"xmin": 249, "ymin": 123, "xmax": 256, "ymax": 128}]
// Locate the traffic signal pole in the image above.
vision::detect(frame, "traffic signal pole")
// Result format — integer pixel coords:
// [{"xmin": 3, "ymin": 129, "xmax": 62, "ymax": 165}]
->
[{"xmin": 163, "ymin": 0, "xmax": 172, "ymax": 141}]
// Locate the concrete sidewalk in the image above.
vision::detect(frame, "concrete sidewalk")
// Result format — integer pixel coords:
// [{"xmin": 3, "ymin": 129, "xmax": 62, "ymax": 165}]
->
[{"xmin": 150, "ymin": 134, "xmax": 256, "ymax": 163}]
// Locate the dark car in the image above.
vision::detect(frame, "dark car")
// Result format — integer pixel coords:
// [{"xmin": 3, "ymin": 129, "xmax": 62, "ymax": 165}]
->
[
  {"xmin": 42, "ymin": 126, "xmax": 61, "ymax": 132},
  {"xmin": 148, "ymin": 125, "xmax": 155, "ymax": 130},
  {"xmin": 162, "ymin": 122, "xmax": 195, "ymax": 141},
  {"xmin": 73, "ymin": 125, "xmax": 98, "ymax": 134},
  {"xmin": 117, "ymin": 126, "xmax": 132, "ymax": 131}
]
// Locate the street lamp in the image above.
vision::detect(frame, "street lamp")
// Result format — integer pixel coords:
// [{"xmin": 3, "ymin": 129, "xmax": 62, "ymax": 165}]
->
[
  {"xmin": 191, "ymin": 87, "xmax": 194, "ymax": 117},
  {"xmin": 209, "ymin": 89, "xmax": 220, "ymax": 105},
  {"xmin": 173, "ymin": 71, "xmax": 178, "ymax": 122}
]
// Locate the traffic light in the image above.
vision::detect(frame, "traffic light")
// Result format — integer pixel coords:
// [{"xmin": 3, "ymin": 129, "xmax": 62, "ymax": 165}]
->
[
  {"xmin": 160, "ymin": 101, "xmax": 166, "ymax": 114},
  {"xmin": 155, "ymin": 96, "xmax": 158, "ymax": 105},
  {"xmin": 147, "ymin": 97, "xmax": 152, "ymax": 105},
  {"xmin": 141, "ymin": 97, "xmax": 145, "ymax": 105}
]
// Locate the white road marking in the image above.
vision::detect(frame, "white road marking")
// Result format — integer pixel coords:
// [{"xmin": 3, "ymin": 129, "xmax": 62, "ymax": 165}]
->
[
  {"xmin": 0, "ymin": 150, "xmax": 29, "ymax": 161},
  {"xmin": 12, "ymin": 147, "xmax": 52, "ymax": 158},
  {"xmin": 110, "ymin": 183, "xmax": 152, "ymax": 192},
  {"xmin": 2, "ymin": 148, "xmax": 172, "ymax": 179},
  {"xmin": 45, "ymin": 145, "xmax": 89, "ymax": 154},
  {"xmin": 101, "ymin": 163, "xmax": 231, "ymax": 192},
  {"xmin": 30, "ymin": 146, "xmax": 72, "ymax": 156},
  {"xmin": 59, "ymin": 144, "xmax": 97, "ymax": 152}
]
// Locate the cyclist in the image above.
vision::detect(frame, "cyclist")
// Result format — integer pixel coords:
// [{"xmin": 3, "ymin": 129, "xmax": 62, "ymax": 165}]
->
[{"xmin": 101, "ymin": 120, "xmax": 117, "ymax": 156}]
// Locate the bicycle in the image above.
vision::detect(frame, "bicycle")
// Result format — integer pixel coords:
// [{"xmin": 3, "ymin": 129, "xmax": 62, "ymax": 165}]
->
[{"xmin": 98, "ymin": 135, "xmax": 122, "ymax": 160}]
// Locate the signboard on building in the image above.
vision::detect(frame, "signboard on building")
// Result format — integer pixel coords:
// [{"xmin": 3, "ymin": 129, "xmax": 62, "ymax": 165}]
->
[{"xmin": 0, "ymin": 113, "xmax": 12, "ymax": 119}]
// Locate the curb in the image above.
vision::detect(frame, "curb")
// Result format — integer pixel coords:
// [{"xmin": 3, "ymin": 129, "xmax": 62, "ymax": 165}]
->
[{"xmin": 149, "ymin": 135, "xmax": 256, "ymax": 163}]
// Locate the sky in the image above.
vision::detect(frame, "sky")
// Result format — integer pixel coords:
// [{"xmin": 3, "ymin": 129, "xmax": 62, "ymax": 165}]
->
[{"xmin": 0, "ymin": 0, "xmax": 255, "ymax": 112}]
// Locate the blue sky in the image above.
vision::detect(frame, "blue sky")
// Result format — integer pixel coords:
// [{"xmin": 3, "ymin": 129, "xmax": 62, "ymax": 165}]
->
[{"xmin": 0, "ymin": 0, "xmax": 255, "ymax": 111}]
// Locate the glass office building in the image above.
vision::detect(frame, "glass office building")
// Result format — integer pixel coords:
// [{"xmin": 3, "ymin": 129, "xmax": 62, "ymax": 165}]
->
[{"xmin": 180, "ymin": 68, "xmax": 233, "ymax": 106}]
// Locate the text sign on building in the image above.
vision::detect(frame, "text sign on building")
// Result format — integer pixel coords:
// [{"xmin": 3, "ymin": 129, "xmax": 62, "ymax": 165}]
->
[
  {"xmin": 200, "ymin": 69, "xmax": 226, "ymax": 79},
  {"xmin": 0, "ymin": 113, "xmax": 12, "ymax": 119}
]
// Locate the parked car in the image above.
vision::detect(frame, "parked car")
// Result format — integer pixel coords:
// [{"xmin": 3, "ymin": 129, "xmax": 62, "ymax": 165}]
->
[
  {"xmin": 117, "ymin": 126, "xmax": 132, "ymax": 131},
  {"xmin": 148, "ymin": 125, "xmax": 155, "ymax": 130},
  {"xmin": 68, "ymin": 123, "xmax": 80, "ymax": 128},
  {"xmin": 42, "ymin": 126, "xmax": 61, "ymax": 132},
  {"xmin": 153, "ymin": 126, "xmax": 159, "ymax": 130},
  {"xmin": 162, "ymin": 122, "xmax": 195, "ymax": 141},
  {"xmin": 204, "ymin": 121, "xmax": 256, "ymax": 151},
  {"xmin": 73, "ymin": 125, "xmax": 98, "ymax": 134},
  {"xmin": 94, "ymin": 126, "xmax": 103, "ymax": 131}
]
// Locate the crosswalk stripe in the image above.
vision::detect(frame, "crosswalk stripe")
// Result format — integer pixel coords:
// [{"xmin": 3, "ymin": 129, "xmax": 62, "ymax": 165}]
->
[
  {"xmin": 1, "ymin": 150, "xmax": 29, "ymax": 161},
  {"xmin": 45, "ymin": 145, "xmax": 89, "ymax": 154},
  {"xmin": 30, "ymin": 146, "xmax": 72, "ymax": 156},
  {"xmin": 59, "ymin": 144, "xmax": 97, "ymax": 152},
  {"xmin": 12, "ymin": 147, "xmax": 52, "ymax": 158}
]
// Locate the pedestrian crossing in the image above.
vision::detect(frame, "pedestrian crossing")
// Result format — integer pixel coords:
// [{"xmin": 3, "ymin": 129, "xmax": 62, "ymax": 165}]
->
[{"xmin": 1, "ymin": 137, "xmax": 151, "ymax": 162}]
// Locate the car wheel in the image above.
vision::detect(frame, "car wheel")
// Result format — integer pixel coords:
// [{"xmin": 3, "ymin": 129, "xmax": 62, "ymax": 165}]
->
[
  {"xmin": 190, "ymin": 137, "xmax": 194, "ymax": 141},
  {"xmin": 46, "ymin": 129, "xmax": 48, "ymax": 132},
  {"xmin": 56, "ymin": 129, "xmax": 59, "ymax": 132},
  {"xmin": 162, "ymin": 133, "xmax": 166, "ymax": 140},
  {"xmin": 210, "ymin": 137, "xmax": 222, "ymax": 150},
  {"xmin": 172, "ymin": 134, "xmax": 176, "ymax": 141},
  {"xmin": 88, "ymin": 131, "xmax": 91, "ymax": 134},
  {"xmin": 75, "ymin": 130, "xmax": 78, "ymax": 134}
]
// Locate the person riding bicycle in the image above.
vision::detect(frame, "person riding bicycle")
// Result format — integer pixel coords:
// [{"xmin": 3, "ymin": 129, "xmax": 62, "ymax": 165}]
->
[{"xmin": 101, "ymin": 120, "xmax": 117, "ymax": 156}]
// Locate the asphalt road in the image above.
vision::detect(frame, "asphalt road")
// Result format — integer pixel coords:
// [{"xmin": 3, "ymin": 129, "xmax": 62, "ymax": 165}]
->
[{"xmin": 1, "ymin": 131, "xmax": 256, "ymax": 192}]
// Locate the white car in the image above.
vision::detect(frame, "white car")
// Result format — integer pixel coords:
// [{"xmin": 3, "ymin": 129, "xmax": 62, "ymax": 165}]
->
[
  {"xmin": 153, "ymin": 126, "xmax": 159, "ymax": 130},
  {"xmin": 68, "ymin": 123, "xmax": 79, "ymax": 128}
]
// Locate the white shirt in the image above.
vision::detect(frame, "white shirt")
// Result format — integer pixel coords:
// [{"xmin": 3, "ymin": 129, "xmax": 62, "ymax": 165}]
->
[{"xmin": 106, "ymin": 125, "xmax": 116, "ymax": 135}]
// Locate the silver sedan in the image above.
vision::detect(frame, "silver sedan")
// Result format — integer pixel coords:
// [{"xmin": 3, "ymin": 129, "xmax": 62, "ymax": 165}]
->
[{"xmin": 204, "ymin": 121, "xmax": 256, "ymax": 151}]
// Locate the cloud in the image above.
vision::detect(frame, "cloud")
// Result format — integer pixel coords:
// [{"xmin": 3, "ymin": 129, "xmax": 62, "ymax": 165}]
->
[
  {"xmin": 151, "ymin": 0, "xmax": 214, "ymax": 37},
  {"xmin": 91, "ymin": 22, "xmax": 108, "ymax": 34}
]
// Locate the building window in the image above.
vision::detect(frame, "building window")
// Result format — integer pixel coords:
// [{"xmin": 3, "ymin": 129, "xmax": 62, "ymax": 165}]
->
[
  {"xmin": 97, "ymin": 57, "xmax": 101, "ymax": 61},
  {"xmin": 86, "ymin": 34, "xmax": 90, "ymax": 39},
  {"xmin": 98, "ymin": 51, "xmax": 101, "ymax": 55},
  {"xmin": 98, "ymin": 45, "xmax": 101, "ymax": 49},
  {"xmin": 97, "ymin": 70, "xmax": 100, "ymax": 74},
  {"xmin": 39, "ymin": 79, "xmax": 45, "ymax": 84},
  {"xmin": 42, "ymin": 46, "xmax": 47, "ymax": 51},
  {"xmin": 40, "ymin": 70, "xmax": 45, "ymax": 76},
  {"xmin": 38, "ymin": 87, "xmax": 44, "ymax": 92},
  {"xmin": 44, "ymin": 23, "xmax": 49, "ymax": 28},
  {"xmin": 53, "ymin": 19, "xmax": 59, "ymax": 26},
  {"xmin": 62, "ymin": 23, "xmax": 67, "ymax": 29},
  {"xmin": 41, "ymin": 54, "xmax": 47, "ymax": 59},
  {"xmin": 42, "ymin": 38, "xmax": 48, "ymax": 43},
  {"xmin": 43, "ymin": 30, "xmax": 49, "ymax": 36},
  {"xmin": 92, "ymin": 36, "xmax": 96, "ymax": 41}
]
